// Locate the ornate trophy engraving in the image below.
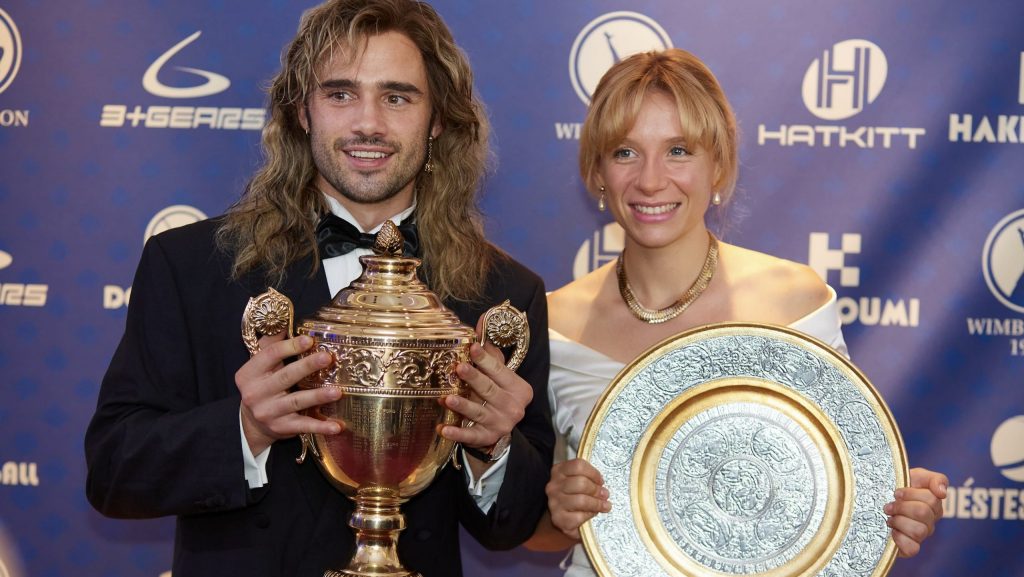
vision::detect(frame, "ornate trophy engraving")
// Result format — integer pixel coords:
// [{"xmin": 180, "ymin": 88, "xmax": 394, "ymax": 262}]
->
[
  {"xmin": 241, "ymin": 221, "xmax": 529, "ymax": 577},
  {"xmin": 578, "ymin": 323, "xmax": 908, "ymax": 577}
]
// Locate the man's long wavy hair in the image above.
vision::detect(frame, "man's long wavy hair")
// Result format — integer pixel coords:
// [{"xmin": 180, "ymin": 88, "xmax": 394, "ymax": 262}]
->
[{"xmin": 216, "ymin": 0, "xmax": 493, "ymax": 302}]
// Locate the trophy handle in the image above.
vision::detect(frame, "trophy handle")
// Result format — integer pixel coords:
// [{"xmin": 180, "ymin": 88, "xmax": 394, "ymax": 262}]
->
[
  {"xmin": 479, "ymin": 299, "xmax": 530, "ymax": 372},
  {"xmin": 241, "ymin": 287, "xmax": 295, "ymax": 355},
  {"xmin": 240, "ymin": 288, "xmax": 318, "ymax": 464}
]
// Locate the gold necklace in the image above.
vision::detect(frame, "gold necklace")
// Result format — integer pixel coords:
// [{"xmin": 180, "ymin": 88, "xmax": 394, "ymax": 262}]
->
[{"xmin": 616, "ymin": 232, "xmax": 718, "ymax": 324}]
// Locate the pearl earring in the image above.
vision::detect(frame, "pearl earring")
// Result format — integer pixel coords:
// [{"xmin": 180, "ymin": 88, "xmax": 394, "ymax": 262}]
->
[
  {"xmin": 712, "ymin": 192, "xmax": 722, "ymax": 206},
  {"xmin": 598, "ymin": 186, "xmax": 607, "ymax": 212}
]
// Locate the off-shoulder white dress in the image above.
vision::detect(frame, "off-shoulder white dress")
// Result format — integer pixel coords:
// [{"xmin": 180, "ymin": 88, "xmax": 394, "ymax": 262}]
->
[{"xmin": 547, "ymin": 287, "xmax": 848, "ymax": 577}]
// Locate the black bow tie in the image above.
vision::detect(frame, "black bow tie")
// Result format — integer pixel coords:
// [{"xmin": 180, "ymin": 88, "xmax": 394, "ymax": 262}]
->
[{"xmin": 315, "ymin": 212, "xmax": 420, "ymax": 258}]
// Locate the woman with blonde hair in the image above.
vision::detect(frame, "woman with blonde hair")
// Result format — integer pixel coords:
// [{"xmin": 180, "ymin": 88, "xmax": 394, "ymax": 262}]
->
[{"xmin": 525, "ymin": 48, "xmax": 946, "ymax": 575}]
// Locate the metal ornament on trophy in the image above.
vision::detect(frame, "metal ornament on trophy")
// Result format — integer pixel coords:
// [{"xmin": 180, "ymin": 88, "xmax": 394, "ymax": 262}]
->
[
  {"xmin": 241, "ymin": 220, "xmax": 529, "ymax": 577},
  {"xmin": 578, "ymin": 323, "xmax": 909, "ymax": 577}
]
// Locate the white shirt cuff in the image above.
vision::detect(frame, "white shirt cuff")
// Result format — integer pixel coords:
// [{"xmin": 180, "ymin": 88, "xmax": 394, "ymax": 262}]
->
[
  {"xmin": 461, "ymin": 445, "xmax": 511, "ymax": 513},
  {"xmin": 240, "ymin": 409, "xmax": 271, "ymax": 488}
]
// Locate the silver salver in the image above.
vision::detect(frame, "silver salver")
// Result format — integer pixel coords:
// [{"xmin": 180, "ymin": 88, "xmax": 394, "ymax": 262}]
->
[{"xmin": 578, "ymin": 323, "xmax": 908, "ymax": 577}]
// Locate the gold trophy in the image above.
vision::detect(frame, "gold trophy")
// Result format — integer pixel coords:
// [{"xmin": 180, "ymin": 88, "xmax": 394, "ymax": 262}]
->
[{"xmin": 240, "ymin": 221, "xmax": 529, "ymax": 577}]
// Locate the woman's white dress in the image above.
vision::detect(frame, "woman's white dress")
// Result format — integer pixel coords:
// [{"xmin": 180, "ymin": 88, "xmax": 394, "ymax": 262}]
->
[{"xmin": 547, "ymin": 287, "xmax": 848, "ymax": 576}]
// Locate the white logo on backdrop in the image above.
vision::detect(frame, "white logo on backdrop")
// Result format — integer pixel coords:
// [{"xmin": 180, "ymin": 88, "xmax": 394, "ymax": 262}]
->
[
  {"xmin": 802, "ymin": 39, "xmax": 887, "ymax": 121},
  {"xmin": 982, "ymin": 209, "xmax": 1024, "ymax": 314},
  {"xmin": 143, "ymin": 31, "xmax": 231, "ymax": 98},
  {"xmin": 0, "ymin": 8, "xmax": 22, "ymax": 95},
  {"xmin": 991, "ymin": 416, "xmax": 1024, "ymax": 483},
  {"xmin": 573, "ymin": 222, "xmax": 624, "ymax": 280},
  {"xmin": 808, "ymin": 232, "xmax": 861, "ymax": 287},
  {"xmin": 0, "ymin": 250, "xmax": 11, "ymax": 270},
  {"xmin": 144, "ymin": 205, "xmax": 208, "ymax": 244},
  {"xmin": 569, "ymin": 12, "xmax": 671, "ymax": 106},
  {"xmin": 105, "ymin": 205, "xmax": 209, "ymax": 310},
  {"xmin": 1019, "ymin": 52, "xmax": 1024, "ymax": 105}
]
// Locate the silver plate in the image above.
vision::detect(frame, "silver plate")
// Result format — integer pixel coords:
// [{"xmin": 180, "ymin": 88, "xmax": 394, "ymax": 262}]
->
[{"xmin": 578, "ymin": 323, "xmax": 908, "ymax": 577}]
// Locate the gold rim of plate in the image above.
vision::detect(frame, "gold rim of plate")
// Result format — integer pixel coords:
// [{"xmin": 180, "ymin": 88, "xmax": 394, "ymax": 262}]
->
[{"xmin": 577, "ymin": 322, "xmax": 909, "ymax": 577}]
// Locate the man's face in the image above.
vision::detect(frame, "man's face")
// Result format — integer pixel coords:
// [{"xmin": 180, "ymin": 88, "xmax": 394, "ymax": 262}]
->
[{"xmin": 302, "ymin": 31, "xmax": 437, "ymax": 224}]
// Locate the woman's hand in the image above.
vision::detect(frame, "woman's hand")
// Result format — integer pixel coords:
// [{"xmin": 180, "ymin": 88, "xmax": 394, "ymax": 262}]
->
[
  {"xmin": 546, "ymin": 458, "xmax": 612, "ymax": 541},
  {"xmin": 886, "ymin": 467, "xmax": 948, "ymax": 557}
]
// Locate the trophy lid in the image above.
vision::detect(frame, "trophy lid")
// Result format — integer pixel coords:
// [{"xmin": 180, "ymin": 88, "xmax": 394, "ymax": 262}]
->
[{"xmin": 300, "ymin": 220, "xmax": 475, "ymax": 342}]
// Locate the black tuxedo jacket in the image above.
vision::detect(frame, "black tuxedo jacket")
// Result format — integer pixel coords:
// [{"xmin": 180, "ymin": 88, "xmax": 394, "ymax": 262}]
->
[{"xmin": 85, "ymin": 218, "xmax": 554, "ymax": 577}]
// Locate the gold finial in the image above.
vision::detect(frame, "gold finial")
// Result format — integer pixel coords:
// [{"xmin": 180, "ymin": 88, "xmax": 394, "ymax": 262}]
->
[{"xmin": 374, "ymin": 220, "xmax": 404, "ymax": 255}]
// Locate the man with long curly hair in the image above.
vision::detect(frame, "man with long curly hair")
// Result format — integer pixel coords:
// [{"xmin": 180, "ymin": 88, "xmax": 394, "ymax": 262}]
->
[{"xmin": 84, "ymin": 1, "xmax": 554, "ymax": 575}]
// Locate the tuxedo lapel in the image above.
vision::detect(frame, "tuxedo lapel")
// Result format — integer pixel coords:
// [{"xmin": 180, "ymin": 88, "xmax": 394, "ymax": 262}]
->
[{"xmin": 280, "ymin": 255, "xmax": 332, "ymax": 318}]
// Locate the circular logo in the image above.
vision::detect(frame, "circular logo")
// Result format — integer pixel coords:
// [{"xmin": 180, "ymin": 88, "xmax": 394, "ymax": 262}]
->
[
  {"xmin": 801, "ymin": 39, "xmax": 887, "ymax": 121},
  {"xmin": 573, "ymin": 221, "xmax": 624, "ymax": 279},
  {"xmin": 569, "ymin": 11, "xmax": 672, "ymax": 106},
  {"xmin": 144, "ymin": 205, "xmax": 208, "ymax": 244},
  {"xmin": 991, "ymin": 415, "xmax": 1024, "ymax": 482},
  {"xmin": 0, "ymin": 8, "xmax": 22, "ymax": 95},
  {"xmin": 982, "ymin": 208, "xmax": 1024, "ymax": 314}
]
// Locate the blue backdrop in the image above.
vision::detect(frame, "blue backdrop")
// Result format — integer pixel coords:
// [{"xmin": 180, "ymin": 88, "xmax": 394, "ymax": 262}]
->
[{"xmin": 1, "ymin": 1, "xmax": 1022, "ymax": 576}]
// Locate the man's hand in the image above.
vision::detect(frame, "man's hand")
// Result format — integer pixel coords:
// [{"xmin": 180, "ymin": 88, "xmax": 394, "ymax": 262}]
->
[
  {"xmin": 439, "ymin": 341, "xmax": 533, "ymax": 459},
  {"xmin": 236, "ymin": 334, "xmax": 342, "ymax": 455}
]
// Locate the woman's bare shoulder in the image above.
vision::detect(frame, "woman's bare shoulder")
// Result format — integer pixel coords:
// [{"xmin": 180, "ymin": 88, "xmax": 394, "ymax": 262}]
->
[
  {"xmin": 547, "ymin": 262, "xmax": 613, "ymax": 337},
  {"xmin": 721, "ymin": 243, "xmax": 830, "ymax": 323}
]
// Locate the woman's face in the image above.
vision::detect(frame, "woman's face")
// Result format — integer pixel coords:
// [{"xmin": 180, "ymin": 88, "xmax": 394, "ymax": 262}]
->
[{"xmin": 597, "ymin": 91, "xmax": 718, "ymax": 250}]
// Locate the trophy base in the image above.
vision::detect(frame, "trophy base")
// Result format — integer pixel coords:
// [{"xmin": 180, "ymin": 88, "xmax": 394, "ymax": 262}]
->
[{"xmin": 324, "ymin": 570, "xmax": 421, "ymax": 577}]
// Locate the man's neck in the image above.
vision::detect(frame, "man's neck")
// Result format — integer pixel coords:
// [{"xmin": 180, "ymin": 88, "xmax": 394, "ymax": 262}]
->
[{"xmin": 321, "ymin": 188, "xmax": 416, "ymax": 232}]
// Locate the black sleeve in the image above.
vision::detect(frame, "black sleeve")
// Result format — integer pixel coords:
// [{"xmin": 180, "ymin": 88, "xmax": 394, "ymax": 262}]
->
[
  {"xmin": 84, "ymin": 228, "xmax": 252, "ymax": 519},
  {"xmin": 454, "ymin": 257, "xmax": 555, "ymax": 550}
]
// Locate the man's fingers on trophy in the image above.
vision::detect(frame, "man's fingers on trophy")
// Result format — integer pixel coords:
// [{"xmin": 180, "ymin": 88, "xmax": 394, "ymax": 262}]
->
[
  {"xmin": 298, "ymin": 414, "xmax": 344, "ymax": 436},
  {"xmin": 296, "ymin": 386, "xmax": 342, "ymax": 412},
  {"xmin": 273, "ymin": 350, "xmax": 333, "ymax": 390},
  {"xmin": 467, "ymin": 343, "xmax": 508, "ymax": 378}
]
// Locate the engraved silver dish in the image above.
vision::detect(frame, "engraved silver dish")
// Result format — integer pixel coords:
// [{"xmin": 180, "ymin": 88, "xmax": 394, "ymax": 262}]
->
[{"xmin": 578, "ymin": 323, "xmax": 908, "ymax": 577}]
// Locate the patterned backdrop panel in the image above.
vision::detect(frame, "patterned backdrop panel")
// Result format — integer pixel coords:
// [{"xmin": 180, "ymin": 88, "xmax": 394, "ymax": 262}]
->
[{"xmin": 0, "ymin": 1, "xmax": 1021, "ymax": 576}]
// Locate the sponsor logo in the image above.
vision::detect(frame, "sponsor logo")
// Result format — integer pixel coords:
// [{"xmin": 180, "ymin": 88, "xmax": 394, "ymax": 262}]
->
[
  {"xmin": 0, "ymin": 8, "xmax": 21, "ymax": 95},
  {"xmin": 948, "ymin": 53, "xmax": 1024, "ymax": 144},
  {"xmin": 0, "ymin": 461, "xmax": 38, "ymax": 486},
  {"xmin": 982, "ymin": 208, "xmax": 1024, "ymax": 314},
  {"xmin": 100, "ymin": 32, "xmax": 264, "ymax": 130},
  {"xmin": 759, "ymin": 39, "xmax": 925, "ymax": 149},
  {"xmin": 142, "ymin": 31, "xmax": 230, "ymax": 98},
  {"xmin": 573, "ymin": 222, "xmax": 625, "ymax": 280},
  {"xmin": 966, "ymin": 209, "xmax": 1024, "ymax": 356},
  {"xmin": 104, "ymin": 205, "xmax": 208, "ymax": 309},
  {"xmin": 808, "ymin": 232, "xmax": 919, "ymax": 326},
  {"xmin": 143, "ymin": 204, "xmax": 208, "ymax": 244},
  {"xmin": 944, "ymin": 416, "xmax": 1024, "ymax": 521},
  {"xmin": 0, "ymin": 251, "xmax": 48, "ymax": 307},
  {"xmin": 801, "ymin": 39, "xmax": 887, "ymax": 121},
  {"xmin": 0, "ymin": 8, "xmax": 29, "ymax": 128},
  {"xmin": 556, "ymin": 12, "xmax": 671, "ymax": 140}
]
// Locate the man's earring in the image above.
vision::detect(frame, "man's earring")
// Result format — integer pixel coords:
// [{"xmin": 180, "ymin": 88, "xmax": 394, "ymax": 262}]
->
[
  {"xmin": 598, "ymin": 186, "xmax": 607, "ymax": 212},
  {"xmin": 424, "ymin": 136, "xmax": 434, "ymax": 174},
  {"xmin": 712, "ymin": 192, "xmax": 722, "ymax": 206}
]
